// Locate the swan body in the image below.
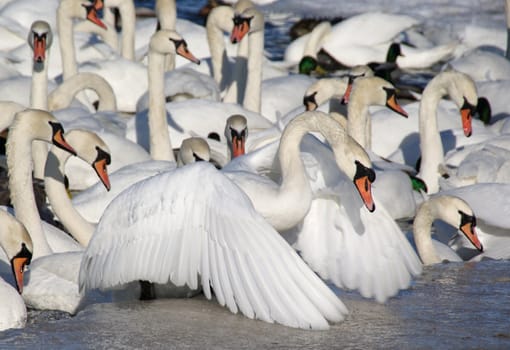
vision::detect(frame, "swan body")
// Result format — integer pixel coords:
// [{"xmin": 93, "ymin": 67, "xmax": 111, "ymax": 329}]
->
[
  {"xmin": 0, "ymin": 277, "xmax": 26, "ymax": 331},
  {"xmin": 80, "ymin": 161, "xmax": 348, "ymax": 330},
  {"xmin": 445, "ymin": 49, "xmax": 510, "ymax": 82},
  {"xmin": 72, "ymin": 137, "xmax": 211, "ymax": 224},
  {"xmin": 319, "ymin": 12, "xmax": 418, "ymax": 67}
]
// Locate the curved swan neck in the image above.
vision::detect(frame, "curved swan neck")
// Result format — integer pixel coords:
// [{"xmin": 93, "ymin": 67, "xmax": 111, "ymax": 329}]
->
[
  {"xmin": 7, "ymin": 112, "xmax": 53, "ymax": 258},
  {"xmin": 413, "ymin": 200, "xmax": 440, "ymax": 265},
  {"xmin": 148, "ymin": 49, "xmax": 175, "ymax": 161},
  {"xmin": 417, "ymin": 74, "xmax": 451, "ymax": 194},
  {"xmin": 45, "ymin": 149, "xmax": 94, "ymax": 246},
  {"xmin": 48, "ymin": 72, "xmax": 117, "ymax": 111}
]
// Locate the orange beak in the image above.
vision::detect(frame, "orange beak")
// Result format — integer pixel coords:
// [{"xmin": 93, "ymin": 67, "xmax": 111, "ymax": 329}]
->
[
  {"xmin": 33, "ymin": 35, "xmax": 46, "ymax": 63},
  {"xmin": 93, "ymin": 0, "xmax": 104, "ymax": 10},
  {"xmin": 51, "ymin": 123, "xmax": 77, "ymax": 156},
  {"xmin": 232, "ymin": 135, "xmax": 246, "ymax": 158},
  {"xmin": 230, "ymin": 21, "xmax": 250, "ymax": 44},
  {"xmin": 176, "ymin": 42, "xmax": 201, "ymax": 65},
  {"xmin": 386, "ymin": 92, "xmax": 408, "ymax": 118},
  {"xmin": 354, "ymin": 175, "xmax": 375, "ymax": 212},
  {"xmin": 341, "ymin": 82, "xmax": 353, "ymax": 105},
  {"xmin": 12, "ymin": 256, "xmax": 30, "ymax": 294},
  {"xmin": 85, "ymin": 5, "xmax": 107, "ymax": 30},
  {"xmin": 460, "ymin": 222, "xmax": 483, "ymax": 252},
  {"xmin": 460, "ymin": 104, "xmax": 473, "ymax": 137},
  {"xmin": 93, "ymin": 158, "xmax": 111, "ymax": 191}
]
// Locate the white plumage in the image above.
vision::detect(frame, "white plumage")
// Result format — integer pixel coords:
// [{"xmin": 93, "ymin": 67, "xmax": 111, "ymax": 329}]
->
[{"xmin": 80, "ymin": 162, "xmax": 347, "ymax": 330}]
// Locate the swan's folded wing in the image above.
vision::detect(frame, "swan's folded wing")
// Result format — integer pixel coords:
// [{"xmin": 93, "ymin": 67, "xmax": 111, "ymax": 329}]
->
[{"xmin": 79, "ymin": 162, "xmax": 347, "ymax": 330}]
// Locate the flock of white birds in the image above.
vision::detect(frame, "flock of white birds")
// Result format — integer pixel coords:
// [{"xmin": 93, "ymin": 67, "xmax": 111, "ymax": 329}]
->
[{"xmin": 0, "ymin": 0, "xmax": 509, "ymax": 333}]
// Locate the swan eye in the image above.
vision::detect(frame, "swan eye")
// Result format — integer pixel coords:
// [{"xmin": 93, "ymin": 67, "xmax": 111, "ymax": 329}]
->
[
  {"xmin": 233, "ymin": 16, "xmax": 252, "ymax": 27},
  {"xmin": 193, "ymin": 152, "xmax": 205, "ymax": 162},
  {"xmin": 461, "ymin": 97, "xmax": 476, "ymax": 117},
  {"xmin": 169, "ymin": 38, "xmax": 185, "ymax": 49},
  {"xmin": 458, "ymin": 210, "xmax": 476, "ymax": 228},
  {"xmin": 95, "ymin": 146, "xmax": 111, "ymax": 165},
  {"xmin": 354, "ymin": 160, "xmax": 376, "ymax": 183}
]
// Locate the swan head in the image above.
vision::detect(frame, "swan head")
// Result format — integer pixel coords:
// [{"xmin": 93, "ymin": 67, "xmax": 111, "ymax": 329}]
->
[
  {"xmin": 341, "ymin": 65, "xmax": 374, "ymax": 104},
  {"xmin": 178, "ymin": 137, "xmax": 211, "ymax": 166},
  {"xmin": 350, "ymin": 77, "xmax": 408, "ymax": 117},
  {"xmin": 225, "ymin": 114, "xmax": 248, "ymax": 158},
  {"xmin": 441, "ymin": 71, "xmax": 478, "ymax": 137},
  {"xmin": 28, "ymin": 21, "xmax": 53, "ymax": 65},
  {"xmin": 150, "ymin": 30, "xmax": 200, "ymax": 64},
  {"xmin": 13, "ymin": 109, "xmax": 77, "ymax": 156},
  {"xmin": 0, "ymin": 210, "xmax": 33, "ymax": 294},
  {"xmin": 303, "ymin": 77, "xmax": 349, "ymax": 111},
  {"xmin": 80, "ymin": 0, "xmax": 107, "ymax": 29},
  {"xmin": 62, "ymin": 129, "xmax": 111, "ymax": 191},
  {"xmin": 430, "ymin": 195, "xmax": 483, "ymax": 252},
  {"xmin": 230, "ymin": 4, "xmax": 263, "ymax": 43}
]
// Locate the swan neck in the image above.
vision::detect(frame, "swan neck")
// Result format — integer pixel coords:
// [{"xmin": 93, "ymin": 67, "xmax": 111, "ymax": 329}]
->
[
  {"xmin": 243, "ymin": 30, "xmax": 263, "ymax": 113},
  {"xmin": 6, "ymin": 117, "xmax": 52, "ymax": 258},
  {"xmin": 118, "ymin": 1, "xmax": 136, "ymax": 60},
  {"xmin": 413, "ymin": 201, "xmax": 441, "ymax": 265},
  {"xmin": 418, "ymin": 80, "xmax": 447, "ymax": 194},
  {"xmin": 347, "ymin": 97, "xmax": 370, "ymax": 149},
  {"xmin": 148, "ymin": 50, "xmax": 175, "ymax": 161},
  {"xmin": 48, "ymin": 73, "xmax": 117, "ymax": 111},
  {"xmin": 58, "ymin": 8, "xmax": 78, "ymax": 80},
  {"xmin": 45, "ymin": 149, "xmax": 94, "ymax": 246}
]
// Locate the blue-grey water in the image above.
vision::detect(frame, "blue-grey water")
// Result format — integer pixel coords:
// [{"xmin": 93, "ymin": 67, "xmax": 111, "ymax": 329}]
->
[{"xmin": 1, "ymin": 0, "xmax": 510, "ymax": 348}]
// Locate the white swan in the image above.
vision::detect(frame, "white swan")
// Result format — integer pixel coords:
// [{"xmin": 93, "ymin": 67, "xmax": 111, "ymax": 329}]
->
[
  {"xmin": 317, "ymin": 12, "xmax": 419, "ymax": 67},
  {"xmin": 79, "ymin": 161, "xmax": 348, "ymax": 330},
  {"xmin": 412, "ymin": 195, "xmax": 483, "ymax": 265},
  {"xmin": 225, "ymin": 114, "xmax": 248, "ymax": 159},
  {"xmin": 7, "ymin": 109, "xmax": 78, "ymax": 259},
  {"xmin": 415, "ymin": 70, "xmax": 479, "ymax": 193},
  {"xmin": 0, "ymin": 209, "xmax": 32, "ymax": 331},
  {"xmin": 225, "ymin": 110, "xmax": 376, "ymax": 232},
  {"xmin": 439, "ymin": 184, "xmax": 510, "ymax": 261},
  {"xmin": 144, "ymin": 29, "xmax": 200, "ymax": 161}
]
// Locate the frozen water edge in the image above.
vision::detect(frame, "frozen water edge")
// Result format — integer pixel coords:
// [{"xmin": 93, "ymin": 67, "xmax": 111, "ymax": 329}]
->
[{"xmin": 1, "ymin": 260, "xmax": 509, "ymax": 349}]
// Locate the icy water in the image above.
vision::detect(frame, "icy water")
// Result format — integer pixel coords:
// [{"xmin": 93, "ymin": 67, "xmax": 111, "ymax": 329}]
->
[
  {"xmin": 1, "ymin": 0, "xmax": 510, "ymax": 348},
  {"xmin": 1, "ymin": 260, "xmax": 509, "ymax": 348}
]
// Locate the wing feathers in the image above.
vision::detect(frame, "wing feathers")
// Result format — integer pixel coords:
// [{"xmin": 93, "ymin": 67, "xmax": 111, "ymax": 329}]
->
[{"xmin": 80, "ymin": 163, "xmax": 344, "ymax": 330}]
